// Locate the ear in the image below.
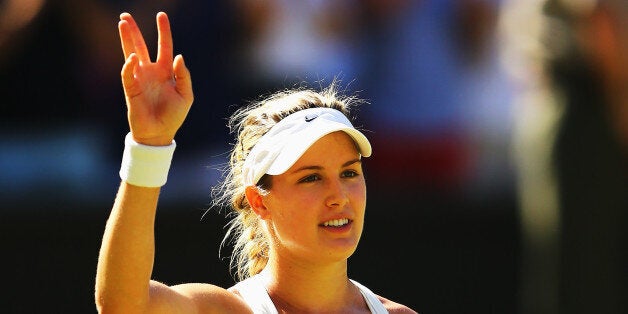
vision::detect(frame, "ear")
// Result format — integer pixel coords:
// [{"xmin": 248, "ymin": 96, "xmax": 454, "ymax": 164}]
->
[{"xmin": 245, "ymin": 186, "xmax": 271, "ymax": 220}]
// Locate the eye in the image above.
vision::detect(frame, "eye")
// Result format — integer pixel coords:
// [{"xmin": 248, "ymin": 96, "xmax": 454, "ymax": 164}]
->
[
  {"xmin": 298, "ymin": 174, "xmax": 321, "ymax": 183},
  {"xmin": 341, "ymin": 170, "xmax": 359, "ymax": 178}
]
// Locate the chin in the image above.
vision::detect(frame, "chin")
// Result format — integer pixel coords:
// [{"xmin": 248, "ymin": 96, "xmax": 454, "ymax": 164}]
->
[{"xmin": 323, "ymin": 238, "xmax": 360, "ymax": 260}]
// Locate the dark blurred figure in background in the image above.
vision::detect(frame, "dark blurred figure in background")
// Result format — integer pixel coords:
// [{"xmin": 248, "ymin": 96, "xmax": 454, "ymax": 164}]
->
[{"xmin": 501, "ymin": 0, "xmax": 628, "ymax": 313}]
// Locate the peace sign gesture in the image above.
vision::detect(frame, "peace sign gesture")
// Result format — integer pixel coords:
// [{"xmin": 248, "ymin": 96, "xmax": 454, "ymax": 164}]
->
[{"xmin": 118, "ymin": 12, "xmax": 193, "ymax": 146}]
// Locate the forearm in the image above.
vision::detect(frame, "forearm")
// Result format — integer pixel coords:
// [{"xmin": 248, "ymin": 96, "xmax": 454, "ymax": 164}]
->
[{"xmin": 95, "ymin": 182, "xmax": 160, "ymax": 313}]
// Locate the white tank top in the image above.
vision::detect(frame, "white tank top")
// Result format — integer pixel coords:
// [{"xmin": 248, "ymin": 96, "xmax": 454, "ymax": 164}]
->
[{"xmin": 233, "ymin": 272, "xmax": 389, "ymax": 314}]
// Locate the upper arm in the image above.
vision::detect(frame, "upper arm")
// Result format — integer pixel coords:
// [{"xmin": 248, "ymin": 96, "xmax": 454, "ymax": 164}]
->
[{"xmin": 147, "ymin": 280, "xmax": 253, "ymax": 314}]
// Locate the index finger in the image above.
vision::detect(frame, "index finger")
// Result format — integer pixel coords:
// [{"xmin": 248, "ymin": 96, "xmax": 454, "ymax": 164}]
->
[
  {"xmin": 119, "ymin": 12, "xmax": 151, "ymax": 62},
  {"xmin": 156, "ymin": 12, "xmax": 173, "ymax": 65}
]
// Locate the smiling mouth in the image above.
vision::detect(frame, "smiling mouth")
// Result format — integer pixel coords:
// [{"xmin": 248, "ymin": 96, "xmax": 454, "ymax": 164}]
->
[{"xmin": 322, "ymin": 218, "xmax": 350, "ymax": 227}]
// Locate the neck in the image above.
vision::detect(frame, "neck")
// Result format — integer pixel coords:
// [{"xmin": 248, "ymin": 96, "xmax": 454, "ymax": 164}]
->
[{"xmin": 261, "ymin": 256, "xmax": 366, "ymax": 312}]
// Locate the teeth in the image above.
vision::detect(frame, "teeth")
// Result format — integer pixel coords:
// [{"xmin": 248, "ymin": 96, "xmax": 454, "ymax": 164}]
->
[{"xmin": 323, "ymin": 218, "xmax": 349, "ymax": 227}]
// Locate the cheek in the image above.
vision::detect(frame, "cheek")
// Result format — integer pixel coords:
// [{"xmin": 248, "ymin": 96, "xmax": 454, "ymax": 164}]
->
[
  {"xmin": 268, "ymin": 190, "xmax": 316, "ymax": 226},
  {"xmin": 350, "ymin": 179, "xmax": 367, "ymax": 204}
]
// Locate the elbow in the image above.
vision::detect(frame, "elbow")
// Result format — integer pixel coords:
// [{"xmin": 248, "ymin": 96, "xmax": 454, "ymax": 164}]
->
[
  {"xmin": 94, "ymin": 289, "xmax": 146, "ymax": 314},
  {"xmin": 94, "ymin": 292, "xmax": 140, "ymax": 314},
  {"xmin": 94, "ymin": 292, "xmax": 114, "ymax": 314},
  {"xmin": 94, "ymin": 288, "xmax": 104, "ymax": 313},
  {"xmin": 95, "ymin": 303, "xmax": 141, "ymax": 314}
]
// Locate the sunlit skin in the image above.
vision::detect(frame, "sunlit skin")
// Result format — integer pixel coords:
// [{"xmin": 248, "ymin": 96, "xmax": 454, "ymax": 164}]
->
[{"xmin": 261, "ymin": 131, "xmax": 366, "ymax": 265}]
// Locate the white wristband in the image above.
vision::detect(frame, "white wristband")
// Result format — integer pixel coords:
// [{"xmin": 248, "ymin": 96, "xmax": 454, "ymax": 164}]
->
[{"xmin": 119, "ymin": 132, "xmax": 176, "ymax": 187}]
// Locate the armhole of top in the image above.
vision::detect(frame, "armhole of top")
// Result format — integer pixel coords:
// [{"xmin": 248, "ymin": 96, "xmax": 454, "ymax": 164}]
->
[
  {"xmin": 233, "ymin": 274, "xmax": 279, "ymax": 314},
  {"xmin": 350, "ymin": 279, "xmax": 389, "ymax": 314}
]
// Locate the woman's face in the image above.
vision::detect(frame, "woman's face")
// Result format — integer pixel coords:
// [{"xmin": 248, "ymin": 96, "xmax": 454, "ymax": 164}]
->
[{"xmin": 261, "ymin": 131, "xmax": 367, "ymax": 264}]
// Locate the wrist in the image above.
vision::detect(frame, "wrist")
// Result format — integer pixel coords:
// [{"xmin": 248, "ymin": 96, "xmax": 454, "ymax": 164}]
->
[
  {"xmin": 129, "ymin": 133, "xmax": 176, "ymax": 146},
  {"xmin": 119, "ymin": 132, "xmax": 176, "ymax": 187}
]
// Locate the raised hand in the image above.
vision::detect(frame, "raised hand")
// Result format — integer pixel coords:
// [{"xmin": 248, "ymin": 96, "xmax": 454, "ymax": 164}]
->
[{"xmin": 118, "ymin": 12, "xmax": 193, "ymax": 146}]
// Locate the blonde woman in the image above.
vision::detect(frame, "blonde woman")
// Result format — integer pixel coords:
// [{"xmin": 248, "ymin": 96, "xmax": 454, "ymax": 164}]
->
[{"xmin": 95, "ymin": 11, "xmax": 417, "ymax": 314}]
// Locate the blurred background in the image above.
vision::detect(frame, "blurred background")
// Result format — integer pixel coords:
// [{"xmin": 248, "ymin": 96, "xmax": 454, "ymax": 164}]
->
[{"xmin": 0, "ymin": 0, "xmax": 625, "ymax": 313}]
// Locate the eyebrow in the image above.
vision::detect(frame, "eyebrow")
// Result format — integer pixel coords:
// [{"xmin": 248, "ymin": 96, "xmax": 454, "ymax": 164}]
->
[{"xmin": 290, "ymin": 159, "xmax": 362, "ymax": 174}]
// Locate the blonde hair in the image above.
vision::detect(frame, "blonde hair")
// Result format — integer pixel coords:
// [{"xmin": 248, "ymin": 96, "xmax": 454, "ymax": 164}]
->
[{"xmin": 211, "ymin": 82, "xmax": 364, "ymax": 281}]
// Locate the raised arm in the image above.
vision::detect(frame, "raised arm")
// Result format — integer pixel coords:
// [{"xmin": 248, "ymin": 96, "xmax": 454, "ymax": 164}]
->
[{"xmin": 95, "ymin": 12, "xmax": 195, "ymax": 313}]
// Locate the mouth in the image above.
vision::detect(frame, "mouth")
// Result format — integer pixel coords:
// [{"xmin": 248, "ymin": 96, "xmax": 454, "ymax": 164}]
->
[{"xmin": 321, "ymin": 218, "xmax": 351, "ymax": 227}]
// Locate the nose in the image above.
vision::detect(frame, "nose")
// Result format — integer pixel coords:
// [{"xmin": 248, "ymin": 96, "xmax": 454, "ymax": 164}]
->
[{"xmin": 325, "ymin": 177, "xmax": 349, "ymax": 208}]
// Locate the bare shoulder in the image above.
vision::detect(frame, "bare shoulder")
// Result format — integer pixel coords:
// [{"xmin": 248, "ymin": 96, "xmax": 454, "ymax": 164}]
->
[
  {"xmin": 378, "ymin": 295, "xmax": 419, "ymax": 314},
  {"xmin": 167, "ymin": 282, "xmax": 253, "ymax": 314}
]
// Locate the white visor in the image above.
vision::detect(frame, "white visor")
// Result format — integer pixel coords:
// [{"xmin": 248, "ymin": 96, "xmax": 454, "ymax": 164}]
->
[{"xmin": 242, "ymin": 107, "xmax": 372, "ymax": 186}]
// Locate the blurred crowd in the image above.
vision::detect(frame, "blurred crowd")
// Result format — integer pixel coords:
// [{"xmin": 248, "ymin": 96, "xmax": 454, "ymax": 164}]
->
[
  {"xmin": 0, "ymin": 0, "xmax": 625, "ymax": 313},
  {"xmin": 0, "ymin": 0, "xmax": 514, "ymax": 198}
]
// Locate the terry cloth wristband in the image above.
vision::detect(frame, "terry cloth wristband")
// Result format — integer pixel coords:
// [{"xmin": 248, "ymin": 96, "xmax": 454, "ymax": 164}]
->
[{"xmin": 119, "ymin": 132, "xmax": 176, "ymax": 187}]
